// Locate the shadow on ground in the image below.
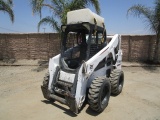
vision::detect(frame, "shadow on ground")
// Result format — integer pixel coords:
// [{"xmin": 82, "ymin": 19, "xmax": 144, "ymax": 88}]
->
[
  {"xmin": 42, "ymin": 100, "xmax": 77, "ymax": 117},
  {"xmin": 85, "ymin": 107, "xmax": 101, "ymax": 116},
  {"xmin": 141, "ymin": 61, "xmax": 160, "ymax": 72},
  {"xmin": 41, "ymin": 100, "xmax": 102, "ymax": 117},
  {"xmin": 141, "ymin": 66, "xmax": 158, "ymax": 72}
]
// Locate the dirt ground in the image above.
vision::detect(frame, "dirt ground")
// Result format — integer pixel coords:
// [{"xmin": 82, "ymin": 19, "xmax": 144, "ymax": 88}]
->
[{"xmin": 0, "ymin": 65, "xmax": 160, "ymax": 120}]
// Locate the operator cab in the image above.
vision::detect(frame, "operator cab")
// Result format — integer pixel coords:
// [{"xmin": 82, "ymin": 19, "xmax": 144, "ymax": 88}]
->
[{"xmin": 60, "ymin": 23, "xmax": 107, "ymax": 71}]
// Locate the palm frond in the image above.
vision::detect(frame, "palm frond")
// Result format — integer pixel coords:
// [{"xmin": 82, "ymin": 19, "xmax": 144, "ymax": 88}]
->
[
  {"xmin": 51, "ymin": 0, "xmax": 63, "ymax": 14},
  {"xmin": 60, "ymin": 0, "xmax": 83, "ymax": 24},
  {"xmin": 31, "ymin": 0, "xmax": 101, "ymax": 32},
  {"xmin": 6, "ymin": 0, "xmax": 13, "ymax": 6},
  {"xmin": 0, "ymin": 0, "xmax": 14, "ymax": 23},
  {"xmin": 38, "ymin": 16, "xmax": 60, "ymax": 32},
  {"xmin": 30, "ymin": 0, "xmax": 44, "ymax": 16},
  {"xmin": 88, "ymin": 0, "xmax": 101, "ymax": 14},
  {"xmin": 127, "ymin": 5, "xmax": 152, "ymax": 19},
  {"xmin": 154, "ymin": 0, "xmax": 160, "ymax": 33},
  {"xmin": 127, "ymin": 4, "xmax": 156, "ymax": 33},
  {"xmin": 59, "ymin": 0, "xmax": 65, "ymax": 8},
  {"xmin": 40, "ymin": 3, "xmax": 60, "ymax": 18},
  {"xmin": 67, "ymin": 0, "xmax": 85, "ymax": 10},
  {"xmin": 80, "ymin": 0, "xmax": 101, "ymax": 14},
  {"xmin": 41, "ymin": 3, "xmax": 55, "ymax": 11}
]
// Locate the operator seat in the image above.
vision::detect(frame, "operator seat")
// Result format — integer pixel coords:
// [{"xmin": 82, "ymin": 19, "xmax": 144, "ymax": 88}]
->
[{"xmin": 79, "ymin": 33, "xmax": 87, "ymax": 62}]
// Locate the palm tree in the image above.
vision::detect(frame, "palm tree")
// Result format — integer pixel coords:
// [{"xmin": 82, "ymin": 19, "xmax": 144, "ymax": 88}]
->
[
  {"xmin": 127, "ymin": 0, "xmax": 160, "ymax": 63},
  {"xmin": 0, "ymin": 0, "xmax": 14, "ymax": 23},
  {"xmin": 30, "ymin": 0, "xmax": 101, "ymax": 32}
]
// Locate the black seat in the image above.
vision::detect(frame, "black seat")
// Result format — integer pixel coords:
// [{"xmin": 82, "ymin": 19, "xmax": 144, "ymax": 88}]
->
[{"xmin": 79, "ymin": 43, "xmax": 87, "ymax": 61}]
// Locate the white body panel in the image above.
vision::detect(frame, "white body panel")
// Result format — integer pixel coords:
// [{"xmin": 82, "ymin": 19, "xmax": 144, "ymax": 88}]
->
[
  {"xmin": 75, "ymin": 66, "xmax": 87, "ymax": 108},
  {"xmin": 67, "ymin": 8, "xmax": 104, "ymax": 27},
  {"xmin": 48, "ymin": 54, "xmax": 60, "ymax": 91}
]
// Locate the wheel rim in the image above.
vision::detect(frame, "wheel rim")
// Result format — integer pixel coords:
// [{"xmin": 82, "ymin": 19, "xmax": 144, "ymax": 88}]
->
[
  {"xmin": 101, "ymin": 85, "xmax": 109, "ymax": 105},
  {"xmin": 118, "ymin": 74, "xmax": 123, "ymax": 91}
]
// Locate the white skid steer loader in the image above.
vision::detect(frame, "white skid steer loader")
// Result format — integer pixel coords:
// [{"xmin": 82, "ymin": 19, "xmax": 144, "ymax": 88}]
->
[{"xmin": 41, "ymin": 8, "xmax": 124, "ymax": 113}]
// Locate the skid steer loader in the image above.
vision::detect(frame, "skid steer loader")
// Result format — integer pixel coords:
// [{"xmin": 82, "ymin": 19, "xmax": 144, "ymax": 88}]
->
[{"xmin": 41, "ymin": 8, "xmax": 124, "ymax": 113}]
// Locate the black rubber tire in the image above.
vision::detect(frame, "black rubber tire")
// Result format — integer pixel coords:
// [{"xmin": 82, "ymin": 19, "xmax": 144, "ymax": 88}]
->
[
  {"xmin": 110, "ymin": 69, "xmax": 124, "ymax": 96},
  {"xmin": 43, "ymin": 72, "xmax": 49, "ymax": 88},
  {"xmin": 42, "ymin": 72, "xmax": 54, "ymax": 102},
  {"xmin": 88, "ymin": 77, "xmax": 111, "ymax": 112}
]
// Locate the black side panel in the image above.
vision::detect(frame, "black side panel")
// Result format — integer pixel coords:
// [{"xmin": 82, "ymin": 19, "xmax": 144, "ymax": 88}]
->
[
  {"xmin": 106, "ymin": 58, "xmax": 112, "ymax": 66},
  {"xmin": 95, "ymin": 58, "xmax": 106, "ymax": 71}
]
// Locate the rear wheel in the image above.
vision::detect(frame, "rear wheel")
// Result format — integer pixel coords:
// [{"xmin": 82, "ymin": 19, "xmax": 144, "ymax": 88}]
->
[
  {"xmin": 88, "ymin": 77, "xmax": 111, "ymax": 112},
  {"xmin": 110, "ymin": 69, "xmax": 124, "ymax": 96}
]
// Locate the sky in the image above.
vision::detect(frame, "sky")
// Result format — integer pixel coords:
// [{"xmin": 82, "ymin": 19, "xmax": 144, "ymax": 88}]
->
[{"xmin": 0, "ymin": 0, "xmax": 156, "ymax": 35}]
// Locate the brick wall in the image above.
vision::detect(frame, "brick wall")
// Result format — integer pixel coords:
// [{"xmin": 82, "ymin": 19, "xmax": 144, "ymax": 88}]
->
[
  {"xmin": 0, "ymin": 33, "xmax": 158, "ymax": 62},
  {"xmin": 0, "ymin": 33, "xmax": 61, "ymax": 60},
  {"xmin": 121, "ymin": 35, "xmax": 157, "ymax": 62}
]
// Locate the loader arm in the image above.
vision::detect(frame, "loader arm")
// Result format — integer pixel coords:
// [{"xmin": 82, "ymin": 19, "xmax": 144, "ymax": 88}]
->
[{"xmin": 86, "ymin": 34, "xmax": 121, "ymax": 75}]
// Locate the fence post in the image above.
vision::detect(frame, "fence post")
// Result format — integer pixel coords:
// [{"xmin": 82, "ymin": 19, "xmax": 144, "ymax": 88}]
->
[
  {"xmin": 27, "ymin": 34, "xmax": 30, "ymax": 59},
  {"xmin": 4, "ymin": 34, "xmax": 8, "ymax": 59},
  {"xmin": 128, "ymin": 36, "xmax": 132, "ymax": 61},
  {"xmin": 148, "ymin": 36, "xmax": 152, "ymax": 61},
  {"xmin": 48, "ymin": 33, "xmax": 50, "ymax": 59}
]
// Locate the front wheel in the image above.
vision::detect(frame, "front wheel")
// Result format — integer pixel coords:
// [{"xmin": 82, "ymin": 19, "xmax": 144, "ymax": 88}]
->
[
  {"xmin": 41, "ymin": 72, "xmax": 54, "ymax": 102},
  {"xmin": 88, "ymin": 77, "xmax": 111, "ymax": 112}
]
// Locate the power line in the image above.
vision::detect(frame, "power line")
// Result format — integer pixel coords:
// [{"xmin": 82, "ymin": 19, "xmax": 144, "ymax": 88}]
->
[{"xmin": 0, "ymin": 26, "xmax": 20, "ymax": 32}]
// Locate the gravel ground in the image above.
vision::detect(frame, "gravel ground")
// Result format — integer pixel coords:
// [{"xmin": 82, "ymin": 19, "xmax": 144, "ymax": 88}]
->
[{"xmin": 0, "ymin": 66, "xmax": 160, "ymax": 120}]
